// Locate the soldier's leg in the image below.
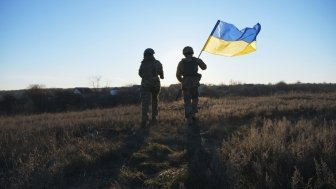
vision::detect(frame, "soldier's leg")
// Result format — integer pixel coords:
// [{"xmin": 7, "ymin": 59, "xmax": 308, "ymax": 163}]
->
[
  {"xmin": 183, "ymin": 88, "xmax": 192, "ymax": 118},
  {"xmin": 191, "ymin": 87, "xmax": 199, "ymax": 117},
  {"xmin": 141, "ymin": 87, "xmax": 150, "ymax": 123},
  {"xmin": 151, "ymin": 86, "xmax": 160, "ymax": 120}
]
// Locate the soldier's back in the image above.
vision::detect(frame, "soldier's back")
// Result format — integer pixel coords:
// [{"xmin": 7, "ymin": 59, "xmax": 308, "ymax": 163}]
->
[
  {"xmin": 140, "ymin": 60, "xmax": 157, "ymax": 80},
  {"xmin": 181, "ymin": 57, "xmax": 198, "ymax": 76}
]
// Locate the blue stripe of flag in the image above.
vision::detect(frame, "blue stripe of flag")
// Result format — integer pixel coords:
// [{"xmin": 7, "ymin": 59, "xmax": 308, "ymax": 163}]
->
[{"xmin": 211, "ymin": 21, "xmax": 261, "ymax": 43}]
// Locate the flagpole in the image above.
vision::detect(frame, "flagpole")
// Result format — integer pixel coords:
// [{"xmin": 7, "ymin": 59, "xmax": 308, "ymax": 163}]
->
[{"xmin": 197, "ymin": 20, "xmax": 221, "ymax": 58}]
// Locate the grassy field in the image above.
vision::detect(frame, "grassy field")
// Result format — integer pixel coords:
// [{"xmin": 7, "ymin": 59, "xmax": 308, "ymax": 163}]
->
[{"xmin": 1, "ymin": 92, "xmax": 336, "ymax": 188}]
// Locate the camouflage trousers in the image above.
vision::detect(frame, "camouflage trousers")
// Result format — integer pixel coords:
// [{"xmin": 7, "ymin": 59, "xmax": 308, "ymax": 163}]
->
[
  {"xmin": 182, "ymin": 87, "xmax": 199, "ymax": 118},
  {"xmin": 140, "ymin": 85, "xmax": 160, "ymax": 122}
]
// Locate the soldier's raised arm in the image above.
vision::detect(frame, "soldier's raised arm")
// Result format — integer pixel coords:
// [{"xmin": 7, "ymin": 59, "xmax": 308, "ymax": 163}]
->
[{"xmin": 197, "ymin": 58, "xmax": 207, "ymax": 70}]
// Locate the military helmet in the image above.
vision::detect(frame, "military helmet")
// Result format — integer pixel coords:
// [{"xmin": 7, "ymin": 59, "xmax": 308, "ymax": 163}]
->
[
  {"xmin": 144, "ymin": 48, "xmax": 155, "ymax": 55},
  {"xmin": 183, "ymin": 46, "xmax": 194, "ymax": 55}
]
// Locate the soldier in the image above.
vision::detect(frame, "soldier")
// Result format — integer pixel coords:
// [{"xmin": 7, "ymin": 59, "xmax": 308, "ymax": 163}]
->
[
  {"xmin": 176, "ymin": 46, "xmax": 207, "ymax": 124},
  {"xmin": 139, "ymin": 48, "xmax": 164, "ymax": 127}
]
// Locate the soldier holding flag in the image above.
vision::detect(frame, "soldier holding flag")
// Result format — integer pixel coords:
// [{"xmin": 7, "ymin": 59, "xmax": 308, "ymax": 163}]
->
[{"xmin": 176, "ymin": 46, "xmax": 207, "ymax": 125}]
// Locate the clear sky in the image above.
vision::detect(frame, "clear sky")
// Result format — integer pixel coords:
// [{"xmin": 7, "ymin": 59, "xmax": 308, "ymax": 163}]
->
[{"xmin": 1, "ymin": 0, "xmax": 336, "ymax": 90}]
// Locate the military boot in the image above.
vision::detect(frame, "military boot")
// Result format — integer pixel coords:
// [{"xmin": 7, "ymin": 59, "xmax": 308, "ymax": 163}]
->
[
  {"xmin": 151, "ymin": 116, "xmax": 157, "ymax": 124},
  {"xmin": 187, "ymin": 117, "xmax": 193, "ymax": 126},
  {"xmin": 191, "ymin": 113, "xmax": 197, "ymax": 122},
  {"xmin": 141, "ymin": 120, "xmax": 147, "ymax": 127}
]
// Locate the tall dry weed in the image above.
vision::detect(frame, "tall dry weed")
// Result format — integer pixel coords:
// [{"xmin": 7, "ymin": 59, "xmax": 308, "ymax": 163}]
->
[{"xmin": 221, "ymin": 118, "xmax": 336, "ymax": 188}]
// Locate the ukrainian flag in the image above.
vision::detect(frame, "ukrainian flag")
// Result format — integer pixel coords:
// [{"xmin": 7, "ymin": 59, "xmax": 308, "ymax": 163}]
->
[{"xmin": 203, "ymin": 20, "xmax": 261, "ymax": 56}]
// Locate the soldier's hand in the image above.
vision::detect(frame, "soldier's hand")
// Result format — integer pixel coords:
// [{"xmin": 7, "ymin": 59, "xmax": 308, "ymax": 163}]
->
[{"xmin": 160, "ymin": 75, "xmax": 164, "ymax": 79}]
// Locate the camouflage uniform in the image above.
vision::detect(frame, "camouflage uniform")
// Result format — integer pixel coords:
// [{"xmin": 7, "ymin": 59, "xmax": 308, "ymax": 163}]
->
[
  {"xmin": 176, "ymin": 53, "xmax": 207, "ymax": 120},
  {"xmin": 139, "ymin": 50, "xmax": 164, "ymax": 125}
]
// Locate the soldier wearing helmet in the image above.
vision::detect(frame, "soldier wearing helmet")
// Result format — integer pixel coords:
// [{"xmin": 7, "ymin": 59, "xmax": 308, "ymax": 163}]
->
[
  {"xmin": 139, "ymin": 48, "xmax": 164, "ymax": 127},
  {"xmin": 176, "ymin": 46, "xmax": 207, "ymax": 125}
]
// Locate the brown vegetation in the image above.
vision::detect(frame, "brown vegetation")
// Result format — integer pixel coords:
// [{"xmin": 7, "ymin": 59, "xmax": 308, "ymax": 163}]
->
[
  {"xmin": 1, "ymin": 92, "xmax": 336, "ymax": 188},
  {"xmin": 1, "ymin": 83, "xmax": 336, "ymax": 116}
]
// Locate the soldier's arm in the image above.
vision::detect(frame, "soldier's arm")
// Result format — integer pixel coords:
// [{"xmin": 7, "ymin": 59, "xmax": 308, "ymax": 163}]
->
[
  {"xmin": 138, "ymin": 64, "xmax": 143, "ymax": 78},
  {"xmin": 176, "ymin": 61, "xmax": 183, "ymax": 82},
  {"xmin": 157, "ymin": 61, "xmax": 164, "ymax": 79},
  {"xmin": 197, "ymin": 58, "xmax": 207, "ymax": 70}
]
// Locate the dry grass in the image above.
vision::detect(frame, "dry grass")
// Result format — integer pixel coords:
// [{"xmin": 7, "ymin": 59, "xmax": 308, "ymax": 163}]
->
[{"xmin": 1, "ymin": 92, "xmax": 336, "ymax": 188}]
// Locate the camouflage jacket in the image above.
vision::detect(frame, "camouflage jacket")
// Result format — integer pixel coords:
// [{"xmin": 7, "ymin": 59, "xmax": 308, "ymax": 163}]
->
[
  {"xmin": 176, "ymin": 56, "xmax": 207, "ymax": 88},
  {"xmin": 139, "ymin": 58, "xmax": 164, "ymax": 88}
]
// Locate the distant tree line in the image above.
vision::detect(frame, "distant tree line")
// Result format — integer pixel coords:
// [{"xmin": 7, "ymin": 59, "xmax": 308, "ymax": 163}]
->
[
  {"xmin": 0, "ymin": 85, "xmax": 141, "ymax": 116},
  {"xmin": 198, "ymin": 82, "xmax": 336, "ymax": 98},
  {"xmin": 1, "ymin": 82, "xmax": 336, "ymax": 116}
]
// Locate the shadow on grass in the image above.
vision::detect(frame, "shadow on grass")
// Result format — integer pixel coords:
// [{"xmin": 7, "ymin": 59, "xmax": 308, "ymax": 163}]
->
[
  {"xmin": 45, "ymin": 126, "xmax": 150, "ymax": 189},
  {"xmin": 184, "ymin": 121, "xmax": 229, "ymax": 189}
]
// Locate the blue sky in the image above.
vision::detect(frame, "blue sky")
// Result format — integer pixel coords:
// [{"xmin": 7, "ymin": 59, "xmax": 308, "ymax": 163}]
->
[{"xmin": 1, "ymin": 0, "xmax": 335, "ymax": 90}]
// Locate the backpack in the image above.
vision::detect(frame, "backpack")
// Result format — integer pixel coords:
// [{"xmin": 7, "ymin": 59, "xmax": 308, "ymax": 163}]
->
[
  {"xmin": 141, "ymin": 60, "xmax": 158, "ymax": 80},
  {"xmin": 181, "ymin": 57, "xmax": 198, "ymax": 76}
]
